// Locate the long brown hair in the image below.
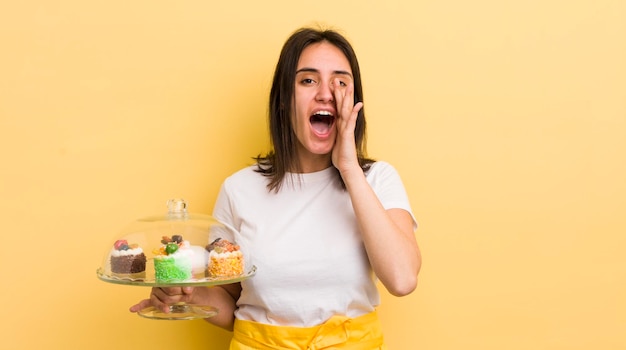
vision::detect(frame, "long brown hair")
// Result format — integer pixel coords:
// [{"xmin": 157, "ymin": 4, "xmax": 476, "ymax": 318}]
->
[{"xmin": 255, "ymin": 27, "xmax": 374, "ymax": 192}]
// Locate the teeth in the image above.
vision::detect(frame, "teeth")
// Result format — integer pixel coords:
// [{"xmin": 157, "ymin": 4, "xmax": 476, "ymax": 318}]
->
[{"xmin": 315, "ymin": 110, "xmax": 333, "ymax": 116}]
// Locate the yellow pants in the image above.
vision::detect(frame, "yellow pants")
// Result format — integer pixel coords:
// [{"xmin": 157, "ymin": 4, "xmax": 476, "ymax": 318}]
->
[{"xmin": 230, "ymin": 311, "xmax": 387, "ymax": 350}]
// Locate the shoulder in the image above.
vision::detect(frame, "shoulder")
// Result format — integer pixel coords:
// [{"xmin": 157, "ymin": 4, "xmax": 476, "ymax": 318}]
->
[
  {"xmin": 366, "ymin": 161, "xmax": 400, "ymax": 178},
  {"xmin": 226, "ymin": 165, "xmax": 258, "ymax": 181},
  {"xmin": 222, "ymin": 164, "xmax": 269, "ymax": 191},
  {"xmin": 365, "ymin": 161, "xmax": 407, "ymax": 190}
]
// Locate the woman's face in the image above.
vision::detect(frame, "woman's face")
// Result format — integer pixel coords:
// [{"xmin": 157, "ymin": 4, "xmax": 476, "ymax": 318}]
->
[{"xmin": 291, "ymin": 41, "xmax": 353, "ymax": 170}]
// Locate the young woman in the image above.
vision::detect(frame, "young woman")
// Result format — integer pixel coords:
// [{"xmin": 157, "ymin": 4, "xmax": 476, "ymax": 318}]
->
[{"xmin": 131, "ymin": 27, "xmax": 421, "ymax": 349}]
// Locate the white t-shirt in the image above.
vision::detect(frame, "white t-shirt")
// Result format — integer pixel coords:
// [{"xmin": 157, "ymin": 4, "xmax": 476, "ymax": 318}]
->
[{"xmin": 212, "ymin": 161, "xmax": 416, "ymax": 327}]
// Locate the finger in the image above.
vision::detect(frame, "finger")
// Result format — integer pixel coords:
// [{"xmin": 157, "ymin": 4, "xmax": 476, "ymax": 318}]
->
[
  {"xmin": 332, "ymin": 78, "xmax": 351, "ymax": 117},
  {"xmin": 352, "ymin": 101, "xmax": 364, "ymax": 117},
  {"xmin": 344, "ymin": 102, "xmax": 362, "ymax": 135},
  {"xmin": 342, "ymin": 81, "xmax": 358, "ymax": 122},
  {"xmin": 150, "ymin": 288, "xmax": 179, "ymax": 313},
  {"xmin": 152, "ymin": 287, "xmax": 195, "ymax": 311},
  {"xmin": 129, "ymin": 299, "xmax": 151, "ymax": 313}
]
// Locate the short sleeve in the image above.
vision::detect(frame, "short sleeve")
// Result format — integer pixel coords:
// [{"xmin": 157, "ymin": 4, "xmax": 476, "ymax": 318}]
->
[
  {"xmin": 210, "ymin": 180, "xmax": 238, "ymax": 242},
  {"xmin": 367, "ymin": 161, "xmax": 418, "ymax": 230}
]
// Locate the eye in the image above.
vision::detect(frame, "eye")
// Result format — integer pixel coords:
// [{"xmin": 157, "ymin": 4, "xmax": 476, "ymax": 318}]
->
[
  {"xmin": 333, "ymin": 77, "xmax": 349, "ymax": 87},
  {"xmin": 300, "ymin": 78, "xmax": 317, "ymax": 85}
]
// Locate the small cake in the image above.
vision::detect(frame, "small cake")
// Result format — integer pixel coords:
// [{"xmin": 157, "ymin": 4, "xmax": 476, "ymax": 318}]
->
[
  {"xmin": 206, "ymin": 238, "xmax": 244, "ymax": 277},
  {"xmin": 110, "ymin": 239, "xmax": 146, "ymax": 275},
  {"xmin": 153, "ymin": 235, "xmax": 193, "ymax": 281}
]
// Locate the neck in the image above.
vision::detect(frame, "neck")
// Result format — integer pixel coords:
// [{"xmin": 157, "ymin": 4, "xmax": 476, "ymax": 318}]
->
[{"xmin": 293, "ymin": 153, "xmax": 332, "ymax": 173}]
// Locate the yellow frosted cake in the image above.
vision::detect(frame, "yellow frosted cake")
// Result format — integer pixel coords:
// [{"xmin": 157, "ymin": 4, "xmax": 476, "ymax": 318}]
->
[{"xmin": 206, "ymin": 238, "xmax": 244, "ymax": 277}]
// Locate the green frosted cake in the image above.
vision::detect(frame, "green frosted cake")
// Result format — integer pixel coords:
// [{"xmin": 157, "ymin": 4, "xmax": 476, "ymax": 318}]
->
[{"xmin": 153, "ymin": 235, "xmax": 193, "ymax": 281}]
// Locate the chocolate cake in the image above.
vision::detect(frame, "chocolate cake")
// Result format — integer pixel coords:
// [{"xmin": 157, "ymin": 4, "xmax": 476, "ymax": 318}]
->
[{"xmin": 110, "ymin": 239, "xmax": 147, "ymax": 274}]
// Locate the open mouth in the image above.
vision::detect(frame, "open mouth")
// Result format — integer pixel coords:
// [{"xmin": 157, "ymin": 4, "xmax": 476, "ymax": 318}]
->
[{"xmin": 310, "ymin": 110, "xmax": 335, "ymax": 135}]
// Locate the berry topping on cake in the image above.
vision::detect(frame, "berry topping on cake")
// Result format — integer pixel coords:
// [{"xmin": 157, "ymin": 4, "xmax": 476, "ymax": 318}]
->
[
  {"xmin": 206, "ymin": 238, "xmax": 240, "ymax": 254},
  {"xmin": 114, "ymin": 239, "xmax": 128, "ymax": 250},
  {"xmin": 113, "ymin": 239, "xmax": 138, "ymax": 251},
  {"xmin": 165, "ymin": 243, "xmax": 179, "ymax": 254},
  {"xmin": 154, "ymin": 235, "xmax": 188, "ymax": 255}
]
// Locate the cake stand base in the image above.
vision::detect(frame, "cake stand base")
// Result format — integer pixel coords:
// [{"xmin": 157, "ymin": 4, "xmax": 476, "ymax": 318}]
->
[{"xmin": 138, "ymin": 302, "xmax": 218, "ymax": 320}]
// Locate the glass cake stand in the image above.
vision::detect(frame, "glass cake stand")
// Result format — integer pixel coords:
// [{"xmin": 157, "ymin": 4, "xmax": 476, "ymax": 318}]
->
[{"xmin": 96, "ymin": 199, "xmax": 256, "ymax": 320}]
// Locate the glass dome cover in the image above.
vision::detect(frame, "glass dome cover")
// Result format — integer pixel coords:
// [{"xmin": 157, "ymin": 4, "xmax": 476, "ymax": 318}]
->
[{"xmin": 96, "ymin": 198, "xmax": 255, "ymax": 287}]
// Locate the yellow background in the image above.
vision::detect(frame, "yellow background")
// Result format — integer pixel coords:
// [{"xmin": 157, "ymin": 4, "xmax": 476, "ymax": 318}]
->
[{"xmin": 1, "ymin": 1, "xmax": 624, "ymax": 349}]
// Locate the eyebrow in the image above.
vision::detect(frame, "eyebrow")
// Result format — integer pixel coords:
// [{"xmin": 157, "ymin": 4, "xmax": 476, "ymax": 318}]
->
[{"xmin": 296, "ymin": 67, "xmax": 353, "ymax": 78}]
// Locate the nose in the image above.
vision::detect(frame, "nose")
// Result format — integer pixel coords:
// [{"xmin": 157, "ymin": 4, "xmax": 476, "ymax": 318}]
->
[{"xmin": 315, "ymin": 80, "xmax": 334, "ymax": 103}]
